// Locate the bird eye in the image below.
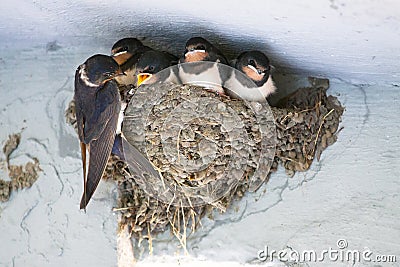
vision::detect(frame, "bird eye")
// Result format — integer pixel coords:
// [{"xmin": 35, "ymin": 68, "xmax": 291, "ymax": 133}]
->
[
  {"xmin": 148, "ymin": 66, "xmax": 155, "ymax": 71},
  {"xmin": 123, "ymin": 46, "xmax": 128, "ymax": 51},
  {"xmin": 249, "ymin": 59, "xmax": 256, "ymax": 67},
  {"xmin": 198, "ymin": 45, "xmax": 206, "ymax": 50},
  {"xmin": 257, "ymin": 69, "xmax": 263, "ymax": 75}
]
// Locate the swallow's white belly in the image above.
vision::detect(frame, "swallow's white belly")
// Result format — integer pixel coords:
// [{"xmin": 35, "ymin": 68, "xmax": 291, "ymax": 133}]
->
[
  {"xmin": 179, "ymin": 63, "xmax": 225, "ymax": 94},
  {"xmin": 224, "ymin": 73, "xmax": 276, "ymax": 102},
  {"xmin": 116, "ymin": 102, "xmax": 126, "ymax": 134}
]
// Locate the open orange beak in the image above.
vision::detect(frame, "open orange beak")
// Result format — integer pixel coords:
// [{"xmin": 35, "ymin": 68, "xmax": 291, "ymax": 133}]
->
[{"xmin": 136, "ymin": 73, "xmax": 152, "ymax": 87}]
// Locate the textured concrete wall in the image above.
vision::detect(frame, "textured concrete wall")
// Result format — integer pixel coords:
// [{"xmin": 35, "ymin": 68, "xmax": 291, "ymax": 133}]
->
[
  {"xmin": 0, "ymin": 1, "xmax": 399, "ymax": 267},
  {"xmin": 1, "ymin": 0, "xmax": 400, "ymax": 85}
]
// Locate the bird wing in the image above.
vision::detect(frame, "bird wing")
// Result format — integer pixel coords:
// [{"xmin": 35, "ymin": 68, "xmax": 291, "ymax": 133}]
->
[
  {"xmin": 218, "ymin": 62, "xmax": 232, "ymax": 89},
  {"xmin": 210, "ymin": 46, "xmax": 228, "ymax": 65},
  {"xmin": 163, "ymin": 51, "xmax": 179, "ymax": 65},
  {"xmin": 83, "ymin": 80, "xmax": 120, "ymax": 143},
  {"xmin": 216, "ymin": 53, "xmax": 228, "ymax": 65},
  {"xmin": 120, "ymin": 46, "xmax": 152, "ymax": 72},
  {"xmin": 80, "ymin": 80, "xmax": 121, "ymax": 209},
  {"xmin": 229, "ymin": 59, "xmax": 237, "ymax": 67},
  {"xmin": 74, "ymin": 69, "xmax": 86, "ymax": 143},
  {"xmin": 74, "ymin": 69, "xmax": 90, "ymax": 196},
  {"xmin": 121, "ymin": 137, "xmax": 163, "ymax": 184}
]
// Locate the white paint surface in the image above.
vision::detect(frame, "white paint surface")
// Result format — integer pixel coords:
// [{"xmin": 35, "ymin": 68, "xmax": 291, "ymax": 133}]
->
[{"xmin": 0, "ymin": 1, "xmax": 399, "ymax": 266}]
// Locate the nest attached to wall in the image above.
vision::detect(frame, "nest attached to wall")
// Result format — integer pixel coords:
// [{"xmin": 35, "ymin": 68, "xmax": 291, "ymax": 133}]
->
[{"xmin": 65, "ymin": 77, "xmax": 344, "ymax": 250}]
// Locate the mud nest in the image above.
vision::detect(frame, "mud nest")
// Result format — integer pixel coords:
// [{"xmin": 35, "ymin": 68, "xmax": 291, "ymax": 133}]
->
[
  {"xmin": 0, "ymin": 133, "xmax": 42, "ymax": 202},
  {"xmin": 65, "ymin": 77, "xmax": 344, "ymax": 248}
]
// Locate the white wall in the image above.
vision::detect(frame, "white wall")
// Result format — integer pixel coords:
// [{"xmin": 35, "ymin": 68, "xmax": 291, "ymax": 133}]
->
[
  {"xmin": 0, "ymin": 2, "xmax": 399, "ymax": 266},
  {"xmin": 1, "ymin": 0, "xmax": 399, "ymax": 85}
]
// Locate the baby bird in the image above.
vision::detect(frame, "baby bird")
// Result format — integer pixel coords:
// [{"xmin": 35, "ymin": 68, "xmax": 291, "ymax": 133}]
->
[
  {"xmin": 225, "ymin": 50, "xmax": 277, "ymax": 102},
  {"xmin": 179, "ymin": 37, "xmax": 229, "ymax": 94},
  {"xmin": 111, "ymin": 38, "xmax": 152, "ymax": 86}
]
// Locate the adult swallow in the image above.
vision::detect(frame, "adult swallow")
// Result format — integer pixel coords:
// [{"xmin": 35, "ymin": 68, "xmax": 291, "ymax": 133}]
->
[
  {"xmin": 224, "ymin": 50, "xmax": 277, "ymax": 102},
  {"xmin": 111, "ymin": 38, "xmax": 152, "ymax": 86},
  {"xmin": 135, "ymin": 50, "xmax": 179, "ymax": 87},
  {"xmin": 179, "ymin": 37, "xmax": 229, "ymax": 95},
  {"xmin": 74, "ymin": 54, "xmax": 122, "ymax": 209}
]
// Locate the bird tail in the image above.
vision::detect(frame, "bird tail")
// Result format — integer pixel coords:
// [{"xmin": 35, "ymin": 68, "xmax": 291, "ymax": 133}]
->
[{"xmin": 80, "ymin": 121, "xmax": 116, "ymax": 209}]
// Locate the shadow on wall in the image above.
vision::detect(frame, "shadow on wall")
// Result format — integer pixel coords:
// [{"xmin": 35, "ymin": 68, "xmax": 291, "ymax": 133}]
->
[
  {"xmin": 64, "ymin": 3, "xmax": 300, "ymax": 77},
  {"xmin": 1, "ymin": 0, "xmax": 328, "ymax": 84},
  {"xmin": 101, "ymin": 16, "xmax": 310, "ymax": 98},
  {"xmin": 109, "ymin": 19, "xmax": 294, "ymax": 72}
]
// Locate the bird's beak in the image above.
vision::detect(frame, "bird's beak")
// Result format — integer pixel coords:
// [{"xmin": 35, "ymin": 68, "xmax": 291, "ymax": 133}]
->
[
  {"xmin": 136, "ymin": 73, "xmax": 152, "ymax": 87},
  {"xmin": 102, "ymin": 69, "xmax": 126, "ymax": 84}
]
